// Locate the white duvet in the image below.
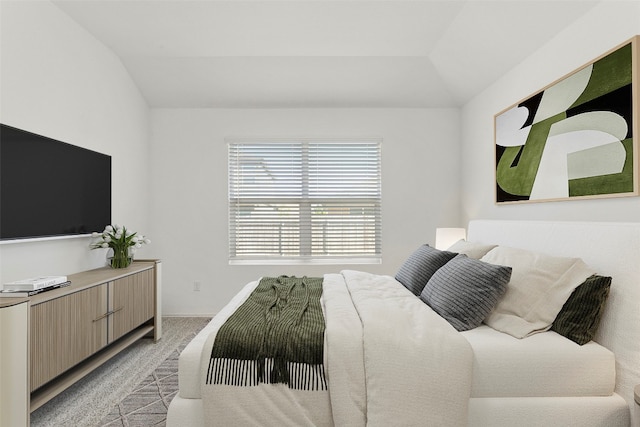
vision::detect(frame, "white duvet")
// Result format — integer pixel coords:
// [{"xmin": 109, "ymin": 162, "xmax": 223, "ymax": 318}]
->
[{"xmin": 199, "ymin": 270, "xmax": 473, "ymax": 426}]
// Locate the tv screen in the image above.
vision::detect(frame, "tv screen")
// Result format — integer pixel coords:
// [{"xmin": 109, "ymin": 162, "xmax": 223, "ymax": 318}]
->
[{"xmin": 0, "ymin": 124, "xmax": 111, "ymax": 241}]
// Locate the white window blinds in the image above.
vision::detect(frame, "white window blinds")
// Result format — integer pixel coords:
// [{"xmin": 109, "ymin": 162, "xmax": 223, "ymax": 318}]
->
[{"xmin": 229, "ymin": 139, "xmax": 381, "ymax": 263}]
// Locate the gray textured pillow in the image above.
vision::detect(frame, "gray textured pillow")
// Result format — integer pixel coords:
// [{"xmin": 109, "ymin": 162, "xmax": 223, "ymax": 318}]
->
[
  {"xmin": 420, "ymin": 254, "xmax": 512, "ymax": 331},
  {"xmin": 395, "ymin": 245, "xmax": 457, "ymax": 296}
]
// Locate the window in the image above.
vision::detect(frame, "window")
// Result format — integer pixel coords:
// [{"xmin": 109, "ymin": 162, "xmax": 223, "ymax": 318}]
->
[{"xmin": 228, "ymin": 139, "xmax": 381, "ymax": 264}]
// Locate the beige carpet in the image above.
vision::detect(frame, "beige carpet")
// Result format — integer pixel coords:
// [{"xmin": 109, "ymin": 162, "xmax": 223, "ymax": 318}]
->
[{"xmin": 30, "ymin": 317, "xmax": 210, "ymax": 427}]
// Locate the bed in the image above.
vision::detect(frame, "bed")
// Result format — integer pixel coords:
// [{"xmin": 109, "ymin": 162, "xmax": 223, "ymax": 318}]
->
[{"xmin": 166, "ymin": 220, "xmax": 640, "ymax": 426}]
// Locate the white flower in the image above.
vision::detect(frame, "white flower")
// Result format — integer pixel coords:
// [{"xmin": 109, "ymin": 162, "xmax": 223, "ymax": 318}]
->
[{"xmin": 90, "ymin": 224, "xmax": 150, "ymax": 254}]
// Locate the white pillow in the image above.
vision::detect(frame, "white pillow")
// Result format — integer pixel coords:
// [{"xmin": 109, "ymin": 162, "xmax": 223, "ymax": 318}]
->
[
  {"xmin": 447, "ymin": 239, "xmax": 497, "ymax": 259},
  {"xmin": 481, "ymin": 246, "xmax": 595, "ymax": 338}
]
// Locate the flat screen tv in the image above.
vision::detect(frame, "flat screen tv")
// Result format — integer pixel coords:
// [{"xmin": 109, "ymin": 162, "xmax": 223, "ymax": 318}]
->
[{"xmin": 1, "ymin": 124, "xmax": 111, "ymax": 241}]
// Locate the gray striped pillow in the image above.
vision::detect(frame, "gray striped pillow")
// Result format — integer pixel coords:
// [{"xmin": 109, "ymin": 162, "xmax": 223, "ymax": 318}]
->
[
  {"xmin": 395, "ymin": 245, "xmax": 457, "ymax": 296},
  {"xmin": 420, "ymin": 254, "xmax": 512, "ymax": 331}
]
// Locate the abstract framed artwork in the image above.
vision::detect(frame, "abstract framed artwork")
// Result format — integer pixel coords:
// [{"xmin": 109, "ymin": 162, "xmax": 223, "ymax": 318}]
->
[{"xmin": 495, "ymin": 36, "xmax": 639, "ymax": 204}]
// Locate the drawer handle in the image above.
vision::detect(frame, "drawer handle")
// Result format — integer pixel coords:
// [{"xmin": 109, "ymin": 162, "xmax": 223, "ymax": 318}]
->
[{"xmin": 93, "ymin": 306, "xmax": 124, "ymax": 322}]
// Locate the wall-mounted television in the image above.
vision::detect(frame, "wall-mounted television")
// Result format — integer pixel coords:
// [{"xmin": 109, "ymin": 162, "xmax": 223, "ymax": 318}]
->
[{"xmin": 0, "ymin": 124, "xmax": 111, "ymax": 242}]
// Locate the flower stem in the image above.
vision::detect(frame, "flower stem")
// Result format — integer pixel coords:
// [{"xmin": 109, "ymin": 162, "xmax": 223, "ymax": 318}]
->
[{"xmin": 111, "ymin": 247, "xmax": 132, "ymax": 268}]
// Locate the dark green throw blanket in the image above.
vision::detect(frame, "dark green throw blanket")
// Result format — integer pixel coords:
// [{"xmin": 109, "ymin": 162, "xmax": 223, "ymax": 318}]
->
[{"xmin": 206, "ymin": 276, "xmax": 327, "ymax": 390}]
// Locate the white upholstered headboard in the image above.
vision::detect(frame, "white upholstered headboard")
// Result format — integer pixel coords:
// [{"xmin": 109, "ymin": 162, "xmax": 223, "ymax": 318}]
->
[{"xmin": 467, "ymin": 220, "xmax": 640, "ymax": 425}]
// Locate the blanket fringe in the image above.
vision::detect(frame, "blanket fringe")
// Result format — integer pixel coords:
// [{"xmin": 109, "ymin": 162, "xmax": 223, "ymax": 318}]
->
[{"xmin": 206, "ymin": 357, "xmax": 327, "ymax": 391}]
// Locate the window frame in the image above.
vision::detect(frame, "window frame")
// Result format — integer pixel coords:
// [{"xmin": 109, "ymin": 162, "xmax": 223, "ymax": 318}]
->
[{"xmin": 228, "ymin": 138, "xmax": 382, "ymax": 265}]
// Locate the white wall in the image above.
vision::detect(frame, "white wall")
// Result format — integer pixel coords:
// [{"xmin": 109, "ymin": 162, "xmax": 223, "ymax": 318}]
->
[
  {"xmin": 0, "ymin": 1, "xmax": 150, "ymax": 284},
  {"xmin": 150, "ymin": 108, "xmax": 461, "ymax": 315},
  {"xmin": 460, "ymin": 1, "xmax": 640, "ymax": 224},
  {"xmin": 10, "ymin": 0, "xmax": 632, "ymax": 316}
]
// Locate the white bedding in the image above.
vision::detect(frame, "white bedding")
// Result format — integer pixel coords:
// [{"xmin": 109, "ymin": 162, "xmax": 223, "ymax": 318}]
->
[
  {"xmin": 172, "ymin": 294, "xmax": 622, "ymax": 427},
  {"xmin": 196, "ymin": 270, "xmax": 473, "ymax": 427},
  {"xmin": 462, "ymin": 325, "xmax": 616, "ymax": 397},
  {"xmin": 178, "ymin": 319, "xmax": 619, "ymax": 403},
  {"xmin": 339, "ymin": 270, "xmax": 473, "ymax": 426}
]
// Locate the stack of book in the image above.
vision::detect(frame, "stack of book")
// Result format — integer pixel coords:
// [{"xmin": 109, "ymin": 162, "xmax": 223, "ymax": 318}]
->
[{"xmin": 0, "ymin": 275, "xmax": 71, "ymax": 297}]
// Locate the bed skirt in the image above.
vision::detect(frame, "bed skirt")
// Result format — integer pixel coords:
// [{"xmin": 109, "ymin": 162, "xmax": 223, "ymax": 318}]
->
[{"xmin": 167, "ymin": 394, "xmax": 630, "ymax": 427}]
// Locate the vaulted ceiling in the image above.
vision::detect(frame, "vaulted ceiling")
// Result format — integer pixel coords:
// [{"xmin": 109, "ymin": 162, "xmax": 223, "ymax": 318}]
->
[{"xmin": 51, "ymin": 0, "xmax": 600, "ymax": 108}]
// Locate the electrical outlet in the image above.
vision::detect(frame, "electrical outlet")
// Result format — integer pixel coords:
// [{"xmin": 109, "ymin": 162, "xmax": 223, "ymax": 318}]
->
[{"xmin": 193, "ymin": 281, "xmax": 201, "ymax": 291}]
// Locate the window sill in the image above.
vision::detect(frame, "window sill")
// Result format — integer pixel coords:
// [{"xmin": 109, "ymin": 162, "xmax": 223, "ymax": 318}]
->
[{"xmin": 229, "ymin": 257, "xmax": 382, "ymax": 266}]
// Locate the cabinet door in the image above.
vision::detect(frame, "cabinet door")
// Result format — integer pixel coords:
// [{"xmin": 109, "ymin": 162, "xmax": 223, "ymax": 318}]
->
[
  {"xmin": 111, "ymin": 269, "xmax": 155, "ymax": 342},
  {"xmin": 30, "ymin": 284, "xmax": 108, "ymax": 391}
]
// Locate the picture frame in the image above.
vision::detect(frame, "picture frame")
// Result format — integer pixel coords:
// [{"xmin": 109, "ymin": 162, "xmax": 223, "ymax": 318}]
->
[{"xmin": 494, "ymin": 36, "xmax": 639, "ymax": 204}]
